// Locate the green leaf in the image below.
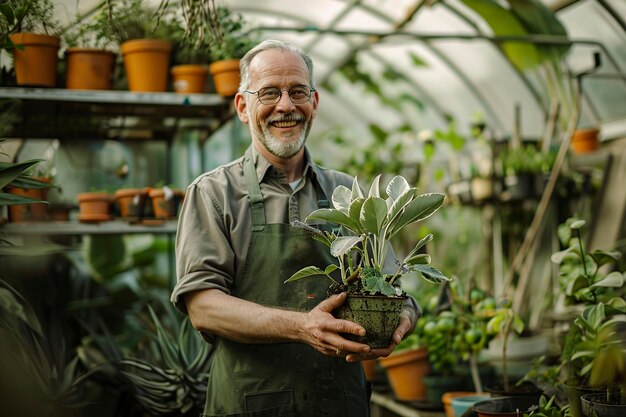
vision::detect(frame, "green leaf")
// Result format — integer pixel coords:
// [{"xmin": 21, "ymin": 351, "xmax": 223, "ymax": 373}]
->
[
  {"xmin": 460, "ymin": 0, "xmax": 541, "ymax": 70},
  {"xmin": 386, "ymin": 175, "xmax": 410, "ymax": 201},
  {"xmin": 570, "ymin": 220, "xmax": 586, "ymax": 230},
  {"xmin": 348, "ymin": 198, "xmax": 365, "ymax": 233},
  {"xmin": 513, "ymin": 315, "xmax": 525, "ymax": 334},
  {"xmin": 331, "ymin": 185, "xmax": 352, "ymax": 214},
  {"xmin": 351, "ymin": 176, "xmax": 364, "ymax": 199},
  {"xmin": 589, "ymin": 250, "xmax": 622, "ymax": 267},
  {"xmin": 385, "ymin": 189, "xmax": 414, "ymax": 232},
  {"xmin": 306, "ymin": 208, "xmax": 360, "ymax": 233},
  {"xmin": 368, "ymin": 174, "xmax": 382, "ymax": 198},
  {"xmin": 362, "ymin": 273, "xmax": 396, "ymax": 296},
  {"xmin": 0, "ymin": 191, "xmax": 47, "ymax": 206},
  {"xmin": 406, "ymin": 253, "xmax": 431, "ymax": 266},
  {"xmin": 330, "ymin": 236, "xmax": 363, "ymax": 258},
  {"xmin": 607, "ymin": 296, "xmax": 626, "ymax": 312},
  {"xmin": 360, "ymin": 196, "xmax": 387, "ymax": 235},
  {"xmin": 550, "ymin": 246, "xmax": 574, "ymax": 264},
  {"xmin": 284, "ymin": 266, "xmax": 329, "ymax": 283},
  {"xmin": 412, "ymin": 265, "xmax": 450, "ymax": 283},
  {"xmin": 591, "ymin": 271, "xmax": 624, "ymax": 289},
  {"xmin": 566, "ymin": 275, "xmax": 589, "ymax": 296},
  {"xmin": 389, "ymin": 193, "xmax": 445, "ymax": 238},
  {"xmin": 0, "ymin": 159, "xmax": 43, "ymax": 190}
]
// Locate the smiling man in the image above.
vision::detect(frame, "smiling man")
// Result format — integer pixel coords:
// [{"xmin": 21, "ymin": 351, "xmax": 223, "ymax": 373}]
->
[{"xmin": 172, "ymin": 39, "xmax": 418, "ymax": 417}]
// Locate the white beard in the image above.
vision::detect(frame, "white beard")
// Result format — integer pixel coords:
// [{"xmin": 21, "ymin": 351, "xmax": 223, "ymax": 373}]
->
[{"xmin": 248, "ymin": 109, "xmax": 310, "ymax": 159}]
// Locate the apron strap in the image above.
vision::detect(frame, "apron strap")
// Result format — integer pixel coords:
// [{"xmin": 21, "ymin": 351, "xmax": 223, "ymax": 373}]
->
[
  {"xmin": 243, "ymin": 147, "xmax": 266, "ymax": 231},
  {"xmin": 243, "ymin": 147, "xmax": 331, "ymax": 229}
]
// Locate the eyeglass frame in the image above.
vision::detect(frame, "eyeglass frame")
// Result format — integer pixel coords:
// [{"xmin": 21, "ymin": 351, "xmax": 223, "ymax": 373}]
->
[{"xmin": 242, "ymin": 84, "xmax": 317, "ymax": 105}]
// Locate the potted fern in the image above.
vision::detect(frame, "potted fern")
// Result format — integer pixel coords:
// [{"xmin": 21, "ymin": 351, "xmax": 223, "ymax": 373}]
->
[{"xmin": 286, "ymin": 174, "xmax": 450, "ymax": 348}]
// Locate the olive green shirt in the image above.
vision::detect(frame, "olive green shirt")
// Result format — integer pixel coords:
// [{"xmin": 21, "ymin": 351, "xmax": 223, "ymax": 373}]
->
[{"xmin": 171, "ymin": 146, "xmax": 354, "ymax": 312}]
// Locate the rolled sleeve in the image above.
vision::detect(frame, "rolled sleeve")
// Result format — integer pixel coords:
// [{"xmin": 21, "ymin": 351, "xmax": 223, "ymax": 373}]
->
[{"xmin": 171, "ymin": 180, "xmax": 235, "ymax": 313}]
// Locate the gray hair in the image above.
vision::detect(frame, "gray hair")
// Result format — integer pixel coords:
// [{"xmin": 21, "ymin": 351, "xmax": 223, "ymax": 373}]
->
[{"xmin": 238, "ymin": 39, "xmax": 315, "ymax": 93}]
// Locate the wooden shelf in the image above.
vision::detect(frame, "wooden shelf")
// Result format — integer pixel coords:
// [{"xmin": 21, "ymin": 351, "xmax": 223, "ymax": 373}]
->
[
  {"xmin": 1, "ymin": 219, "xmax": 177, "ymax": 236},
  {"xmin": 0, "ymin": 87, "xmax": 232, "ymax": 140},
  {"xmin": 370, "ymin": 393, "xmax": 446, "ymax": 417}
]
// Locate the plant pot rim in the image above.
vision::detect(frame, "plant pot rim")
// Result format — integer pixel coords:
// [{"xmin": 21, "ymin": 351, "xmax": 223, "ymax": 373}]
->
[
  {"xmin": 77, "ymin": 192, "xmax": 112, "ymax": 202},
  {"xmin": 148, "ymin": 188, "xmax": 184, "ymax": 198},
  {"xmin": 120, "ymin": 38, "xmax": 171, "ymax": 55},
  {"xmin": 172, "ymin": 64, "xmax": 209, "ymax": 74},
  {"xmin": 114, "ymin": 188, "xmax": 149, "ymax": 198},
  {"xmin": 9, "ymin": 32, "xmax": 60, "ymax": 47},
  {"xmin": 379, "ymin": 345, "xmax": 428, "ymax": 367},
  {"xmin": 65, "ymin": 47, "xmax": 116, "ymax": 56},
  {"xmin": 472, "ymin": 395, "xmax": 538, "ymax": 415},
  {"xmin": 209, "ymin": 58, "xmax": 241, "ymax": 74}
]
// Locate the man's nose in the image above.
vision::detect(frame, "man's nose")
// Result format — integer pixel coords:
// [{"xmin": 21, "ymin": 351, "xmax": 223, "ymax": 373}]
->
[{"xmin": 274, "ymin": 91, "xmax": 296, "ymax": 112}]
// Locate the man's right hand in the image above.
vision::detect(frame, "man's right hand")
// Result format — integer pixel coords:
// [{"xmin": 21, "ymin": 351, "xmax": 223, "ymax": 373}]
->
[{"xmin": 300, "ymin": 292, "xmax": 371, "ymax": 357}]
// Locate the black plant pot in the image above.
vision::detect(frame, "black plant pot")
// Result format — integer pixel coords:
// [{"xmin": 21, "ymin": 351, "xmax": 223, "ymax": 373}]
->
[
  {"xmin": 472, "ymin": 395, "xmax": 538, "ymax": 417},
  {"xmin": 581, "ymin": 392, "xmax": 626, "ymax": 417},
  {"xmin": 484, "ymin": 380, "xmax": 542, "ymax": 399}
]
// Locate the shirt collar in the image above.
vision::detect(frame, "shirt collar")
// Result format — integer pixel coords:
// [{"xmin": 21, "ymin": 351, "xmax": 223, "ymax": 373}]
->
[{"xmin": 250, "ymin": 145, "xmax": 319, "ymax": 184}]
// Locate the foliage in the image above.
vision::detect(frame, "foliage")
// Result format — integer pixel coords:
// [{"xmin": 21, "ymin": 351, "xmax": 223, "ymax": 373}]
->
[
  {"xmin": 0, "ymin": 1, "xmax": 28, "ymax": 50},
  {"xmin": 523, "ymin": 395, "xmax": 569, "ymax": 417},
  {"xmin": 286, "ymin": 174, "xmax": 449, "ymax": 297},
  {"xmin": 485, "ymin": 298, "xmax": 525, "ymax": 392},
  {"xmin": 498, "ymin": 144, "xmax": 557, "ymax": 177},
  {"xmin": 0, "ymin": 279, "xmax": 96, "ymax": 416},
  {"xmin": 551, "ymin": 218, "xmax": 626, "ymax": 395},
  {"xmin": 97, "ymin": 0, "xmax": 176, "ymax": 45},
  {"xmin": 158, "ymin": 0, "xmax": 257, "ymax": 61},
  {"xmin": 2, "ymin": 0, "xmax": 61, "ymax": 36}
]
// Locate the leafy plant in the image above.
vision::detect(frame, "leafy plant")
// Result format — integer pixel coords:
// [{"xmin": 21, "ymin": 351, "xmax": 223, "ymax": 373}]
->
[
  {"xmin": 485, "ymin": 297, "xmax": 525, "ymax": 393},
  {"xmin": 286, "ymin": 174, "xmax": 449, "ymax": 296},
  {"xmin": 0, "ymin": 1, "xmax": 29, "ymax": 51},
  {"xmin": 97, "ymin": 0, "xmax": 175, "ymax": 45},
  {"xmin": 3, "ymin": 0, "xmax": 61, "ymax": 36},
  {"xmin": 550, "ymin": 217, "xmax": 626, "ymax": 406}
]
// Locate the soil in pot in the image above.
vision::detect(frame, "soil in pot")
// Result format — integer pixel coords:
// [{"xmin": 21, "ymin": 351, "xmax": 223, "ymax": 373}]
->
[
  {"xmin": 333, "ymin": 294, "xmax": 406, "ymax": 348},
  {"xmin": 484, "ymin": 380, "xmax": 542, "ymax": 399},
  {"xmin": 472, "ymin": 395, "xmax": 538, "ymax": 417},
  {"xmin": 581, "ymin": 392, "xmax": 626, "ymax": 417}
]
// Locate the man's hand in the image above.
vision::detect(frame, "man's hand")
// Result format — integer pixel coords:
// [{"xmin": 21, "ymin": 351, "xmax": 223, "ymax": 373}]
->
[
  {"xmin": 300, "ymin": 292, "xmax": 372, "ymax": 357},
  {"xmin": 345, "ymin": 304, "xmax": 417, "ymax": 363}
]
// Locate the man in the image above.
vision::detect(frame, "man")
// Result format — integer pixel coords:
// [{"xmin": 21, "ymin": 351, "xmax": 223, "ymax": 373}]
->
[{"xmin": 172, "ymin": 39, "xmax": 419, "ymax": 417}]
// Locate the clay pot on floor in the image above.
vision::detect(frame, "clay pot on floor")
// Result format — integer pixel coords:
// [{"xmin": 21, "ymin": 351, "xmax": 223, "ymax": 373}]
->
[{"xmin": 379, "ymin": 346, "xmax": 430, "ymax": 402}]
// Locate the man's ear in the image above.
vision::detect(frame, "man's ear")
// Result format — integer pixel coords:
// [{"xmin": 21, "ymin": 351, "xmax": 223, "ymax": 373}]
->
[{"xmin": 234, "ymin": 93, "xmax": 249, "ymax": 124}]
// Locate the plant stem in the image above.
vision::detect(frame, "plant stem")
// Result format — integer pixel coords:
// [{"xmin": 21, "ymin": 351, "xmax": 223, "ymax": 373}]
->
[{"xmin": 470, "ymin": 353, "xmax": 483, "ymax": 393}]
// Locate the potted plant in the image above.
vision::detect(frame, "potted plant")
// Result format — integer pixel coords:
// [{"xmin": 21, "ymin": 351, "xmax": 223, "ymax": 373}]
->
[
  {"xmin": 77, "ymin": 190, "xmax": 113, "ymax": 223},
  {"xmin": 98, "ymin": 0, "xmax": 174, "ymax": 92},
  {"xmin": 285, "ymin": 174, "xmax": 450, "ymax": 348},
  {"xmin": 550, "ymin": 218, "xmax": 626, "ymax": 416},
  {"xmin": 171, "ymin": 0, "xmax": 257, "ymax": 96},
  {"xmin": 148, "ymin": 184, "xmax": 184, "ymax": 219},
  {"xmin": 62, "ymin": 11, "xmax": 117, "ymax": 90},
  {"xmin": 6, "ymin": 0, "xmax": 62, "ymax": 87}
]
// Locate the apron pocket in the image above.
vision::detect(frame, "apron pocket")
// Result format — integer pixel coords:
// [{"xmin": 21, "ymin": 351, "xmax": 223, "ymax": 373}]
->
[{"xmin": 244, "ymin": 389, "xmax": 295, "ymax": 416}]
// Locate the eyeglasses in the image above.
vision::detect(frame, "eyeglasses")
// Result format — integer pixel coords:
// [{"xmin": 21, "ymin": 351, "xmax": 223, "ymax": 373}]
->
[{"xmin": 243, "ymin": 85, "xmax": 316, "ymax": 105}]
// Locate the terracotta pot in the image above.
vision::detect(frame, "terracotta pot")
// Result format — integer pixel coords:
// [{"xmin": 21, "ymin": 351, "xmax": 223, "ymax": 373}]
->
[
  {"xmin": 571, "ymin": 127, "xmax": 600, "ymax": 154},
  {"xmin": 120, "ymin": 39, "xmax": 171, "ymax": 92},
  {"xmin": 379, "ymin": 346, "xmax": 430, "ymax": 402},
  {"xmin": 442, "ymin": 392, "xmax": 482, "ymax": 417},
  {"xmin": 333, "ymin": 294, "xmax": 407, "ymax": 348},
  {"xmin": 472, "ymin": 395, "xmax": 538, "ymax": 417},
  {"xmin": 114, "ymin": 188, "xmax": 148, "ymax": 220},
  {"xmin": 148, "ymin": 187, "xmax": 184, "ymax": 219},
  {"xmin": 9, "ymin": 33, "xmax": 60, "ymax": 87},
  {"xmin": 209, "ymin": 59, "xmax": 240, "ymax": 97},
  {"xmin": 65, "ymin": 48, "xmax": 116, "ymax": 90},
  {"xmin": 171, "ymin": 64, "xmax": 208, "ymax": 94},
  {"xmin": 77, "ymin": 192, "xmax": 112, "ymax": 223},
  {"xmin": 362, "ymin": 359, "xmax": 377, "ymax": 382},
  {"xmin": 6, "ymin": 178, "xmax": 50, "ymax": 222}
]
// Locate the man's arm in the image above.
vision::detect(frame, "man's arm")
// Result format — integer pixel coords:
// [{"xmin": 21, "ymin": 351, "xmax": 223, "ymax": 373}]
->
[{"xmin": 185, "ymin": 289, "xmax": 372, "ymax": 356}]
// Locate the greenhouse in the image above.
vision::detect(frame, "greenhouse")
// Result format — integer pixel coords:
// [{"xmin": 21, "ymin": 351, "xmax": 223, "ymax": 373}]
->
[{"xmin": 1, "ymin": 0, "xmax": 625, "ymax": 416}]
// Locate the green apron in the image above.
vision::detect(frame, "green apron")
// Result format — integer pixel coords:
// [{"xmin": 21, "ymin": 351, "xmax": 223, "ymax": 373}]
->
[{"xmin": 202, "ymin": 148, "xmax": 370, "ymax": 417}]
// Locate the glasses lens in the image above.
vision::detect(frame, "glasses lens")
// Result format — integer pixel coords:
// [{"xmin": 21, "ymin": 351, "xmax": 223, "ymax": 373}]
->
[
  {"xmin": 257, "ymin": 87, "xmax": 281, "ymax": 104},
  {"xmin": 289, "ymin": 86, "xmax": 311, "ymax": 103}
]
